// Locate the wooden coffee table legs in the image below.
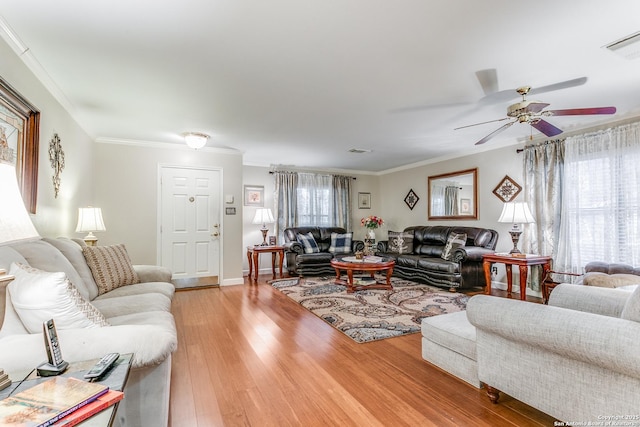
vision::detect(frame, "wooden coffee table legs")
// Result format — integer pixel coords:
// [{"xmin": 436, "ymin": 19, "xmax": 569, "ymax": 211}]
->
[{"xmin": 333, "ymin": 266, "xmax": 394, "ymax": 293}]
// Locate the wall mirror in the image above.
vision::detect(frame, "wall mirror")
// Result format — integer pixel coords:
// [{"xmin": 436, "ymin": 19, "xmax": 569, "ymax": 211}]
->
[{"xmin": 428, "ymin": 168, "xmax": 478, "ymax": 220}]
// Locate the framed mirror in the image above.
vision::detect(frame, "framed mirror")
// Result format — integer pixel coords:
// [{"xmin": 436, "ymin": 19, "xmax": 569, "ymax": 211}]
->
[{"xmin": 428, "ymin": 168, "xmax": 478, "ymax": 220}]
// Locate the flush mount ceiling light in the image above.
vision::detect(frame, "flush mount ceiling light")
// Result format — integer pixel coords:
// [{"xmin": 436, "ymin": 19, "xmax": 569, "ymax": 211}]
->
[
  {"xmin": 183, "ymin": 132, "xmax": 209, "ymax": 149},
  {"xmin": 348, "ymin": 148, "xmax": 372, "ymax": 154},
  {"xmin": 604, "ymin": 31, "xmax": 640, "ymax": 60}
]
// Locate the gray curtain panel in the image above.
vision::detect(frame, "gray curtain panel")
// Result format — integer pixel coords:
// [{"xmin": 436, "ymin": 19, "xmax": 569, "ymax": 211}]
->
[
  {"xmin": 332, "ymin": 175, "xmax": 352, "ymax": 230},
  {"xmin": 274, "ymin": 171, "xmax": 298, "ymax": 242}
]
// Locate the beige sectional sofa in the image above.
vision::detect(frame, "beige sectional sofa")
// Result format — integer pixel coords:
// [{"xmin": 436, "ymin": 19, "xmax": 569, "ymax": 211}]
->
[{"xmin": 0, "ymin": 237, "xmax": 177, "ymax": 427}]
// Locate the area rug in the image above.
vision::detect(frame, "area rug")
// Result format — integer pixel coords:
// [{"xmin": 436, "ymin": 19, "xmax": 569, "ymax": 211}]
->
[{"xmin": 269, "ymin": 276, "xmax": 468, "ymax": 343}]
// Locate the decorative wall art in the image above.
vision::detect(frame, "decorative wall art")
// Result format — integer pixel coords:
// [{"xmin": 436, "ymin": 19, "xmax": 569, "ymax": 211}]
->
[
  {"xmin": 0, "ymin": 77, "xmax": 40, "ymax": 213},
  {"xmin": 244, "ymin": 185, "xmax": 264, "ymax": 207},
  {"xmin": 460, "ymin": 198, "xmax": 471, "ymax": 214},
  {"xmin": 493, "ymin": 175, "xmax": 522, "ymax": 202},
  {"xmin": 404, "ymin": 189, "xmax": 419, "ymax": 210},
  {"xmin": 48, "ymin": 133, "xmax": 65, "ymax": 198},
  {"xmin": 358, "ymin": 192, "xmax": 371, "ymax": 209}
]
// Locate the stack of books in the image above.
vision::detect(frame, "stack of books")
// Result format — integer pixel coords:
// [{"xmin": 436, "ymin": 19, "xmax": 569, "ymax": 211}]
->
[
  {"xmin": 0, "ymin": 370, "xmax": 10, "ymax": 391},
  {"xmin": 0, "ymin": 376, "xmax": 123, "ymax": 426}
]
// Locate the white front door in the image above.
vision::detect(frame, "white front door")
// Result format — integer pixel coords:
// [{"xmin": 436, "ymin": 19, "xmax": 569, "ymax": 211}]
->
[{"xmin": 159, "ymin": 166, "xmax": 221, "ymax": 281}]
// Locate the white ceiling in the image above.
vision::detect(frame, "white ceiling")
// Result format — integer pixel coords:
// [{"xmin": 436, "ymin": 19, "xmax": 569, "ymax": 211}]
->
[{"xmin": 2, "ymin": 1, "xmax": 640, "ymax": 173}]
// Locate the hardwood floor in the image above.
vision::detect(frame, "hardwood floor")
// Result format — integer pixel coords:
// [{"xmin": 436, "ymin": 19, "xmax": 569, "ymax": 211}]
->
[{"xmin": 168, "ymin": 275, "xmax": 555, "ymax": 426}]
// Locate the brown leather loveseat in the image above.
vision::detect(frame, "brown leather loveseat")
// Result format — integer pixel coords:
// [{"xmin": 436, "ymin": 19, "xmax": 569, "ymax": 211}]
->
[{"xmin": 377, "ymin": 225, "xmax": 498, "ymax": 292}]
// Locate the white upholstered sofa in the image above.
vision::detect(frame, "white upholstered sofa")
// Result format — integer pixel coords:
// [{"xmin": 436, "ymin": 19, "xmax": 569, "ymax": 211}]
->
[
  {"xmin": 0, "ymin": 237, "xmax": 177, "ymax": 427},
  {"xmin": 423, "ymin": 283, "xmax": 640, "ymax": 421},
  {"xmin": 467, "ymin": 284, "xmax": 640, "ymax": 421}
]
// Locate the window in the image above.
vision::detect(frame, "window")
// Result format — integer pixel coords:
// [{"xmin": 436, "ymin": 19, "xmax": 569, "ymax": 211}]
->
[
  {"xmin": 558, "ymin": 123, "xmax": 640, "ymax": 268},
  {"xmin": 297, "ymin": 174, "xmax": 332, "ymax": 226}
]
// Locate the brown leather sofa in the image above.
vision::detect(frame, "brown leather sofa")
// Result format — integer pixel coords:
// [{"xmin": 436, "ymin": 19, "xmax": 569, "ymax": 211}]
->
[
  {"xmin": 283, "ymin": 227, "xmax": 365, "ymax": 276},
  {"xmin": 377, "ymin": 225, "xmax": 498, "ymax": 291}
]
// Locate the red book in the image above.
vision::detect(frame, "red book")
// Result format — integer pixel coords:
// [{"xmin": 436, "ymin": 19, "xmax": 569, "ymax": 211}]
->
[{"xmin": 53, "ymin": 390, "xmax": 124, "ymax": 426}]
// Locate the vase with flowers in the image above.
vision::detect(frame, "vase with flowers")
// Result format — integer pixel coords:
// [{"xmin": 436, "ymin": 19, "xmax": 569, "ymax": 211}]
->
[{"xmin": 361, "ymin": 215, "xmax": 384, "ymax": 241}]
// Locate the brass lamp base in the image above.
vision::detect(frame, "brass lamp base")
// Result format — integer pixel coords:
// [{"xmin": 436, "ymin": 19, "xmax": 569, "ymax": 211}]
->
[
  {"xmin": 259, "ymin": 227, "xmax": 269, "ymax": 246},
  {"xmin": 508, "ymin": 230, "xmax": 522, "ymax": 254},
  {"xmin": 83, "ymin": 232, "xmax": 98, "ymax": 246}
]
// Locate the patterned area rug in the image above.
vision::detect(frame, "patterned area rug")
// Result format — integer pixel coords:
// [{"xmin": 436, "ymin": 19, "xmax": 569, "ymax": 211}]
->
[{"xmin": 269, "ymin": 276, "xmax": 468, "ymax": 343}]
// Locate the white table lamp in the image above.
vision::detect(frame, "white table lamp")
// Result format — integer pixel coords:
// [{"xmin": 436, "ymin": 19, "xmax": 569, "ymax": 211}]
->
[
  {"xmin": 498, "ymin": 202, "xmax": 535, "ymax": 254},
  {"xmin": 76, "ymin": 207, "xmax": 106, "ymax": 246},
  {"xmin": 252, "ymin": 208, "xmax": 275, "ymax": 246}
]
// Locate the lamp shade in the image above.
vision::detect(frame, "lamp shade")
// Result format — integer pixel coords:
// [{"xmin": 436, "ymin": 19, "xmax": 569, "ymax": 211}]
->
[
  {"xmin": 0, "ymin": 162, "xmax": 39, "ymax": 245},
  {"xmin": 498, "ymin": 202, "xmax": 535, "ymax": 224},
  {"xmin": 75, "ymin": 207, "xmax": 106, "ymax": 232},
  {"xmin": 252, "ymin": 208, "xmax": 275, "ymax": 225}
]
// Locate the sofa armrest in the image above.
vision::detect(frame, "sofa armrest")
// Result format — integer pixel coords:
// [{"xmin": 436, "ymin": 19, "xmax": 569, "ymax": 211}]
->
[
  {"xmin": 467, "ymin": 295, "xmax": 640, "ymax": 379},
  {"xmin": 452, "ymin": 247, "xmax": 494, "ymax": 263},
  {"xmin": 548, "ymin": 283, "xmax": 630, "ymax": 317},
  {"xmin": 283, "ymin": 241, "xmax": 303, "ymax": 255},
  {"xmin": 134, "ymin": 265, "xmax": 172, "ymax": 283},
  {"xmin": 0, "ymin": 324, "xmax": 178, "ymax": 376},
  {"xmin": 351, "ymin": 240, "xmax": 365, "ymax": 252}
]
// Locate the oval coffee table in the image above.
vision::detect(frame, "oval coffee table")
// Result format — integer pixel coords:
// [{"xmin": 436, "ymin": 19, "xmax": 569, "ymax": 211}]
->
[{"xmin": 330, "ymin": 255, "xmax": 395, "ymax": 293}]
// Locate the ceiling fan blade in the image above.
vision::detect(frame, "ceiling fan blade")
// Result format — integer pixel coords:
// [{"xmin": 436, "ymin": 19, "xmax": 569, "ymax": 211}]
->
[
  {"xmin": 454, "ymin": 116, "xmax": 511, "ymax": 130},
  {"xmin": 479, "ymin": 76, "xmax": 588, "ymax": 105},
  {"xmin": 474, "ymin": 121, "xmax": 516, "ymax": 145},
  {"xmin": 475, "ymin": 69, "xmax": 499, "ymax": 96},
  {"xmin": 528, "ymin": 77, "xmax": 588, "ymax": 96},
  {"xmin": 530, "ymin": 119, "xmax": 563, "ymax": 137},
  {"xmin": 545, "ymin": 106, "xmax": 617, "ymax": 116}
]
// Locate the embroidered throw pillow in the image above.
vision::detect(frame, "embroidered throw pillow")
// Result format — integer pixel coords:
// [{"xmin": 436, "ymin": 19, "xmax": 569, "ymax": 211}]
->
[
  {"xmin": 387, "ymin": 231, "xmax": 414, "ymax": 254},
  {"xmin": 441, "ymin": 233, "xmax": 467, "ymax": 261},
  {"xmin": 297, "ymin": 232, "xmax": 320, "ymax": 254},
  {"xmin": 328, "ymin": 232, "xmax": 353, "ymax": 254},
  {"xmin": 8, "ymin": 262, "xmax": 110, "ymax": 333},
  {"xmin": 83, "ymin": 244, "xmax": 140, "ymax": 295}
]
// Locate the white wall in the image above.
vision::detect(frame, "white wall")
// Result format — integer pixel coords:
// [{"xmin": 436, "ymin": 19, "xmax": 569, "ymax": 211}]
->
[
  {"xmin": 0, "ymin": 38, "xmax": 94, "ymax": 238},
  {"xmin": 93, "ymin": 141, "xmax": 244, "ymax": 285}
]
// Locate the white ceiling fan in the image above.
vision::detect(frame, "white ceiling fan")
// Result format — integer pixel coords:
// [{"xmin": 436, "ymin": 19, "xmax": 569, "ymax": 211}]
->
[{"xmin": 456, "ymin": 82, "xmax": 616, "ymax": 145}]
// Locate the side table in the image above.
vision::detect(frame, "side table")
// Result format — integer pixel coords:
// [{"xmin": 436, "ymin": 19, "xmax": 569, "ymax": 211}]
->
[
  {"xmin": 482, "ymin": 253, "xmax": 552, "ymax": 301},
  {"xmin": 247, "ymin": 245, "xmax": 285, "ymax": 281},
  {"xmin": 1, "ymin": 353, "xmax": 133, "ymax": 427}
]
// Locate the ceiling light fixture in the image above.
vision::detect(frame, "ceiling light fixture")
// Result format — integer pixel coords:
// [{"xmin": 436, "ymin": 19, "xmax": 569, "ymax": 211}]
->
[{"xmin": 184, "ymin": 132, "xmax": 209, "ymax": 149}]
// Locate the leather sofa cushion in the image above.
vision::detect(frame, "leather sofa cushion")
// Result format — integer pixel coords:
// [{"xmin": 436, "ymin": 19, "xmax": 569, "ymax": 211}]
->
[
  {"xmin": 296, "ymin": 252, "xmax": 334, "ymax": 264},
  {"xmin": 417, "ymin": 257, "xmax": 460, "ymax": 273}
]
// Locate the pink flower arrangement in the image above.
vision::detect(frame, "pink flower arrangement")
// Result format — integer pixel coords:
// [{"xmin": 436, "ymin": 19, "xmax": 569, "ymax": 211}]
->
[{"xmin": 361, "ymin": 215, "xmax": 384, "ymax": 229}]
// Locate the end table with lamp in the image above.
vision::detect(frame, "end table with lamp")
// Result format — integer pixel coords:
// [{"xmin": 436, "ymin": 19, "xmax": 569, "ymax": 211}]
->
[{"xmin": 252, "ymin": 208, "xmax": 275, "ymax": 246}]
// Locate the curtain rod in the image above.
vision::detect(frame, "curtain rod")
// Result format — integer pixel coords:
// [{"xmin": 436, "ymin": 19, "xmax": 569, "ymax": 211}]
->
[{"xmin": 269, "ymin": 170, "xmax": 356, "ymax": 179}]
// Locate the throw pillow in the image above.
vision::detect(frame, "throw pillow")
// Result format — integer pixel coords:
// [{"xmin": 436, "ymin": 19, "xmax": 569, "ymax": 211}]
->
[
  {"xmin": 441, "ymin": 233, "xmax": 467, "ymax": 261},
  {"xmin": 83, "ymin": 244, "xmax": 140, "ymax": 295},
  {"xmin": 7, "ymin": 262, "xmax": 110, "ymax": 333},
  {"xmin": 583, "ymin": 273, "xmax": 640, "ymax": 288},
  {"xmin": 297, "ymin": 232, "xmax": 320, "ymax": 254},
  {"xmin": 387, "ymin": 231, "xmax": 414, "ymax": 254},
  {"xmin": 621, "ymin": 285, "xmax": 640, "ymax": 323},
  {"xmin": 328, "ymin": 232, "xmax": 353, "ymax": 254}
]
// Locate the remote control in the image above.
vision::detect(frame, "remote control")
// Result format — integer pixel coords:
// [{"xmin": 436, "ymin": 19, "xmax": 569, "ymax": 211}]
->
[{"xmin": 84, "ymin": 352, "xmax": 120, "ymax": 380}]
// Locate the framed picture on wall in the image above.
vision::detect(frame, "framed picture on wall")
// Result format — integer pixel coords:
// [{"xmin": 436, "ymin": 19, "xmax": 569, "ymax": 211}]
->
[
  {"xmin": 460, "ymin": 198, "xmax": 471, "ymax": 214},
  {"xmin": 358, "ymin": 192, "xmax": 371, "ymax": 209},
  {"xmin": 244, "ymin": 185, "xmax": 264, "ymax": 207}
]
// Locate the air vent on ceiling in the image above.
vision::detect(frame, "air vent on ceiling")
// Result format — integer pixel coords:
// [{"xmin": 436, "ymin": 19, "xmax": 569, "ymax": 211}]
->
[
  {"xmin": 348, "ymin": 148, "xmax": 372, "ymax": 154},
  {"xmin": 604, "ymin": 31, "xmax": 640, "ymax": 60}
]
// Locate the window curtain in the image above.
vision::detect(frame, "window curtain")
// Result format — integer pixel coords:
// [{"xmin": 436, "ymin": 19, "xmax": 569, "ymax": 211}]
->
[
  {"xmin": 332, "ymin": 175, "xmax": 352, "ymax": 230},
  {"xmin": 523, "ymin": 140, "xmax": 566, "ymax": 290},
  {"xmin": 556, "ymin": 122, "xmax": 640, "ymax": 270},
  {"xmin": 274, "ymin": 171, "xmax": 298, "ymax": 241}
]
